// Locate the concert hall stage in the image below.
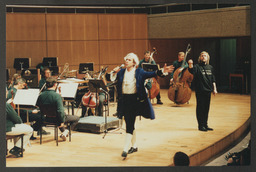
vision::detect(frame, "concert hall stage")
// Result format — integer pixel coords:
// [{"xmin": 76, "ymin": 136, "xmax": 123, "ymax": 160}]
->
[{"xmin": 6, "ymin": 89, "xmax": 250, "ymax": 167}]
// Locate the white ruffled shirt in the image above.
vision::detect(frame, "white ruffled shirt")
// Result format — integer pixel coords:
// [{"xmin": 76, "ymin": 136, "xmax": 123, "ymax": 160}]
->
[{"xmin": 110, "ymin": 67, "xmax": 137, "ymax": 94}]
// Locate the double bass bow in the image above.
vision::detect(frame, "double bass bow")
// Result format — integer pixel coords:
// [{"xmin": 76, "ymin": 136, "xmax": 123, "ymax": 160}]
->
[{"xmin": 168, "ymin": 44, "xmax": 193, "ymax": 104}]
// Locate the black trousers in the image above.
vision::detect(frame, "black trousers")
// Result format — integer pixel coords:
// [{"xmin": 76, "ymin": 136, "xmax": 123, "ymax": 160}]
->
[
  {"xmin": 156, "ymin": 92, "xmax": 161, "ymax": 101},
  {"xmin": 195, "ymin": 92, "xmax": 211, "ymax": 128},
  {"xmin": 123, "ymin": 94, "xmax": 138, "ymax": 134}
]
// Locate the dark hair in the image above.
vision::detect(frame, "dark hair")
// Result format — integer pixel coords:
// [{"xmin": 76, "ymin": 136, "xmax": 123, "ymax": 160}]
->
[
  {"xmin": 42, "ymin": 67, "xmax": 50, "ymax": 78},
  {"xmin": 144, "ymin": 50, "xmax": 150, "ymax": 55},
  {"xmin": 173, "ymin": 151, "xmax": 190, "ymax": 166},
  {"xmin": 46, "ymin": 77, "xmax": 57, "ymax": 88},
  {"xmin": 14, "ymin": 78, "xmax": 26, "ymax": 85}
]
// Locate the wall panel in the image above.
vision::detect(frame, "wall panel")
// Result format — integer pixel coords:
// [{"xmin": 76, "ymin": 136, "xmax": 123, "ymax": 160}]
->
[
  {"xmin": 47, "ymin": 41, "xmax": 99, "ymax": 66},
  {"xmin": 148, "ymin": 6, "xmax": 250, "ymax": 39},
  {"xmin": 99, "ymin": 40, "xmax": 148, "ymax": 65},
  {"xmin": 6, "ymin": 41, "xmax": 47, "ymax": 68},
  {"xmin": 6, "ymin": 13, "xmax": 46, "ymax": 41},
  {"xmin": 46, "ymin": 14, "xmax": 99, "ymax": 40},
  {"xmin": 98, "ymin": 14, "xmax": 148, "ymax": 40}
]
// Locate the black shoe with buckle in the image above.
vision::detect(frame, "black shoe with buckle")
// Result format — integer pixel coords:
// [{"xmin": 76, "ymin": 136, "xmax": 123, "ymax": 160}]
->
[
  {"xmin": 9, "ymin": 146, "xmax": 24, "ymax": 157},
  {"xmin": 128, "ymin": 147, "xmax": 138, "ymax": 154},
  {"xmin": 157, "ymin": 100, "xmax": 163, "ymax": 105},
  {"xmin": 121, "ymin": 151, "xmax": 127, "ymax": 158}
]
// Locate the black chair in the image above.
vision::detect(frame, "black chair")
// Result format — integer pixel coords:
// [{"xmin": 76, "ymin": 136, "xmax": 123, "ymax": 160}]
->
[
  {"xmin": 6, "ymin": 134, "xmax": 24, "ymax": 157},
  {"xmin": 39, "ymin": 104, "xmax": 71, "ymax": 146}
]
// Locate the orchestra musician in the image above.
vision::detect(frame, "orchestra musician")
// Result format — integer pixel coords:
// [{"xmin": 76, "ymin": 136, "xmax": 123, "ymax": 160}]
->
[
  {"xmin": 7, "ymin": 73, "xmax": 21, "ymax": 90},
  {"xmin": 138, "ymin": 51, "xmax": 163, "ymax": 104},
  {"xmin": 110, "ymin": 52, "xmax": 174, "ymax": 158},
  {"xmin": 36, "ymin": 77, "xmax": 79, "ymax": 141},
  {"xmin": 7, "ymin": 78, "xmax": 50, "ymax": 138},
  {"xmin": 188, "ymin": 51, "xmax": 218, "ymax": 132},
  {"xmin": 80, "ymin": 73, "xmax": 105, "ymax": 117},
  {"xmin": 39, "ymin": 67, "xmax": 51, "ymax": 91},
  {"xmin": 6, "ymin": 97, "xmax": 33, "ymax": 157},
  {"xmin": 169, "ymin": 52, "xmax": 189, "ymax": 83}
]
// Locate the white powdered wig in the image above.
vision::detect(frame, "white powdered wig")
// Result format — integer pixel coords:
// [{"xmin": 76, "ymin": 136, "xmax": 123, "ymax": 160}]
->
[{"xmin": 124, "ymin": 53, "xmax": 139, "ymax": 67}]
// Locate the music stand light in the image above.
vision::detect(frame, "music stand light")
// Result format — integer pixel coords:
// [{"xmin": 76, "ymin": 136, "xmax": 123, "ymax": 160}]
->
[{"xmin": 79, "ymin": 63, "xmax": 94, "ymax": 74}]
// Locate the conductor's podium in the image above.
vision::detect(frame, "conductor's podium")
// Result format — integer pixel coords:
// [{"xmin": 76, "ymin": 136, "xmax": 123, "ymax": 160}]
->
[{"xmin": 76, "ymin": 116, "xmax": 120, "ymax": 133}]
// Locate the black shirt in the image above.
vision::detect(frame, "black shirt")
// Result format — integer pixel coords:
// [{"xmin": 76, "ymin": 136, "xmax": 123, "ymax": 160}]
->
[{"xmin": 188, "ymin": 63, "xmax": 216, "ymax": 93}]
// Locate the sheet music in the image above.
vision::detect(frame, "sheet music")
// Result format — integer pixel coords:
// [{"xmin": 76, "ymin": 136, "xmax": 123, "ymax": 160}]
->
[
  {"xmin": 57, "ymin": 83, "xmax": 78, "ymax": 98},
  {"xmin": 13, "ymin": 89, "xmax": 40, "ymax": 106}
]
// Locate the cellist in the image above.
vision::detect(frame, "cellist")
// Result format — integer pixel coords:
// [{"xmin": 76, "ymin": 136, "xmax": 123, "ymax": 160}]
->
[{"xmin": 138, "ymin": 50, "xmax": 163, "ymax": 104}]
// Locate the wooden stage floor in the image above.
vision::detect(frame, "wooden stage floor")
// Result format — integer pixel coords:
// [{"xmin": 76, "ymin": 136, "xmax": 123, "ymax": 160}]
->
[{"xmin": 6, "ymin": 89, "xmax": 250, "ymax": 167}]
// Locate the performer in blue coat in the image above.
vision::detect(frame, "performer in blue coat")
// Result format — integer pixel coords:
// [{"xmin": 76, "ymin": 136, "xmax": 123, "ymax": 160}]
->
[{"xmin": 111, "ymin": 53, "xmax": 174, "ymax": 158}]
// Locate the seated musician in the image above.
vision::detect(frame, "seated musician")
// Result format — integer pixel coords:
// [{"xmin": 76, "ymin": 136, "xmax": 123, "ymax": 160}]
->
[
  {"xmin": 39, "ymin": 67, "xmax": 51, "ymax": 91},
  {"xmin": 138, "ymin": 50, "xmax": 163, "ymax": 104},
  {"xmin": 6, "ymin": 90, "xmax": 33, "ymax": 157},
  {"xmin": 36, "ymin": 77, "xmax": 79, "ymax": 141},
  {"xmin": 7, "ymin": 78, "xmax": 50, "ymax": 138},
  {"xmin": 169, "ymin": 52, "xmax": 188, "ymax": 83},
  {"xmin": 7, "ymin": 73, "xmax": 21, "ymax": 90},
  {"xmin": 81, "ymin": 73, "xmax": 105, "ymax": 117}
]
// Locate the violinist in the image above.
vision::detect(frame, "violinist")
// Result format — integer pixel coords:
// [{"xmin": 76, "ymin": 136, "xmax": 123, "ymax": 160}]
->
[
  {"xmin": 6, "ymin": 90, "xmax": 33, "ymax": 158},
  {"xmin": 7, "ymin": 73, "xmax": 21, "ymax": 90},
  {"xmin": 39, "ymin": 67, "xmax": 51, "ymax": 91},
  {"xmin": 188, "ymin": 51, "xmax": 217, "ymax": 132},
  {"xmin": 7, "ymin": 78, "xmax": 50, "ymax": 137},
  {"xmin": 170, "ymin": 52, "xmax": 189, "ymax": 83},
  {"xmin": 110, "ymin": 52, "xmax": 174, "ymax": 158},
  {"xmin": 36, "ymin": 77, "xmax": 79, "ymax": 141},
  {"xmin": 138, "ymin": 51, "xmax": 163, "ymax": 105}
]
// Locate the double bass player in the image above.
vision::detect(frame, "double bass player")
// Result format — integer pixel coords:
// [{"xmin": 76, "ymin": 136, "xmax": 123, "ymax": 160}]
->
[{"xmin": 138, "ymin": 50, "xmax": 163, "ymax": 104}]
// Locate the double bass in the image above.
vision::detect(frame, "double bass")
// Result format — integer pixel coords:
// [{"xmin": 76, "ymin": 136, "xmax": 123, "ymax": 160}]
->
[
  {"xmin": 168, "ymin": 44, "xmax": 193, "ymax": 104},
  {"xmin": 148, "ymin": 48, "xmax": 160, "ymax": 99}
]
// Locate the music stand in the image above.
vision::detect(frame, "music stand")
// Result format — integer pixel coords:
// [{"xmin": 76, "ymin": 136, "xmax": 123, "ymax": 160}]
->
[
  {"xmin": 43, "ymin": 57, "xmax": 58, "ymax": 67},
  {"xmin": 88, "ymin": 79, "xmax": 106, "ymax": 115},
  {"xmin": 13, "ymin": 88, "xmax": 40, "ymax": 123},
  {"xmin": 13, "ymin": 58, "xmax": 30, "ymax": 71},
  {"xmin": 88, "ymin": 79, "xmax": 120, "ymax": 138},
  {"xmin": 142, "ymin": 63, "xmax": 159, "ymax": 72}
]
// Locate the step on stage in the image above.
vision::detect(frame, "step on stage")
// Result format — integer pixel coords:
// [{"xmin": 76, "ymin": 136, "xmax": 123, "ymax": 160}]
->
[{"xmin": 76, "ymin": 116, "xmax": 120, "ymax": 133}]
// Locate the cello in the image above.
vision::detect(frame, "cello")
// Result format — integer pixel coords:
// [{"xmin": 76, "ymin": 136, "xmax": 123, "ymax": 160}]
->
[
  {"xmin": 81, "ymin": 66, "xmax": 108, "ymax": 108},
  {"xmin": 168, "ymin": 44, "xmax": 193, "ymax": 104},
  {"xmin": 148, "ymin": 48, "xmax": 160, "ymax": 99}
]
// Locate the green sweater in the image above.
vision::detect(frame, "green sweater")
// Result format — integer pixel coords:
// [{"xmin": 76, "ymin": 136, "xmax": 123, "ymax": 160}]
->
[
  {"xmin": 39, "ymin": 78, "xmax": 47, "ymax": 90},
  {"xmin": 170, "ymin": 60, "xmax": 188, "ymax": 78},
  {"xmin": 36, "ymin": 89, "xmax": 65, "ymax": 123},
  {"xmin": 6, "ymin": 103, "xmax": 23, "ymax": 132}
]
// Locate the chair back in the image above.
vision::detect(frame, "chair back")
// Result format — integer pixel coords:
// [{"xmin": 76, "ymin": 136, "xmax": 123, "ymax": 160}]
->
[{"xmin": 39, "ymin": 104, "xmax": 59, "ymax": 125}]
